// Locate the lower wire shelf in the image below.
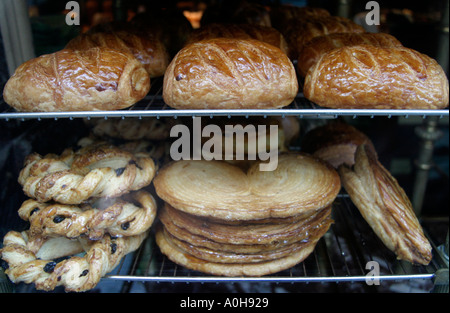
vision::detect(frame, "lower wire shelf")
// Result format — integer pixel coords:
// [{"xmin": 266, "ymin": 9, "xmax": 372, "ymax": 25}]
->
[{"xmin": 101, "ymin": 196, "xmax": 445, "ymax": 291}]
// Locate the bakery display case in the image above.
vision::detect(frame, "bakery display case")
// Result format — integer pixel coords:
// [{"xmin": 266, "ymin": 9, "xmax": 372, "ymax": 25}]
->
[{"xmin": 0, "ymin": 0, "xmax": 448, "ymax": 294}]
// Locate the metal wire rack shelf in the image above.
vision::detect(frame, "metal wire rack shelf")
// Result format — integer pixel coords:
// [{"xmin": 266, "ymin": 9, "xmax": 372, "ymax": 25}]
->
[
  {"xmin": 1, "ymin": 79, "xmax": 449, "ymax": 121},
  {"xmin": 96, "ymin": 196, "xmax": 446, "ymax": 290},
  {"xmin": 1, "ymin": 78, "xmax": 448, "ymax": 293}
]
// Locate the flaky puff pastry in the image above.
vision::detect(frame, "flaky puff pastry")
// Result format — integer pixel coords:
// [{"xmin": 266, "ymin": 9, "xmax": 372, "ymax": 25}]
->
[
  {"xmin": 163, "ymin": 38, "xmax": 298, "ymax": 109},
  {"xmin": 3, "ymin": 47, "xmax": 150, "ymax": 112},
  {"xmin": 304, "ymin": 44, "xmax": 449, "ymax": 109},
  {"xmin": 185, "ymin": 23, "xmax": 289, "ymax": 55},
  {"xmin": 0, "ymin": 230, "xmax": 147, "ymax": 292},
  {"xmin": 66, "ymin": 22, "xmax": 170, "ymax": 78},
  {"xmin": 297, "ymin": 32, "xmax": 403, "ymax": 77},
  {"xmin": 339, "ymin": 145, "xmax": 432, "ymax": 265},
  {"xmin": 153, "ymin": 153, "xmax": 340, "ymax": 221},
  {"xmin": 302, "ymin": 121, "xmax": 376, "ymax": 169}
]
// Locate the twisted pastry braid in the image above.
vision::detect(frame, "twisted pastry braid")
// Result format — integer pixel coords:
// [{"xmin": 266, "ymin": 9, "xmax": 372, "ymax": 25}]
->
[
  {"xmin": 18, "ymin": 144, "xmax": 156, "ymax": 204},
  {"xmin": 0, "ymin": 230, "xmax": 147, "ymax": 292},
  {"xmin": 18, "ymin": 190, "xmax": 157, "ymax": 240}
]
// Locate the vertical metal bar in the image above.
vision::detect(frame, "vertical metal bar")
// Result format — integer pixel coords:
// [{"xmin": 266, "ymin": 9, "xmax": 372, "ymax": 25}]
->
[
  {"xmin": 412, "ymin": 117, "xmax": 443, "ymax": 215},
  {"xmin": 412, "ymin": 0, "xmax": 448, "ymax": 216}
]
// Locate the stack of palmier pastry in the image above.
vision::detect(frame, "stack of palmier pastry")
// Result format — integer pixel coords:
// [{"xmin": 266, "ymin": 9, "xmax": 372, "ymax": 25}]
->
[
  {"xmin": 153, "ymin": 153, "xmax": 341, "ymax": 276},
  {"xmin": 0, "ymin": 142, "xmax": 158, "ymax": 292}
]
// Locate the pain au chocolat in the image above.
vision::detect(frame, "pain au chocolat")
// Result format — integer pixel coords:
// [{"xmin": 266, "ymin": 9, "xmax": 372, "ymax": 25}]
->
[
  {"xmin": 66, "ymin": 22, "xmax": 170, "ymax": 78},
  {"xmin": 162, "ymin": 38, "xmax": 298, "ymax": 109},
  {"xmin": 3, "ymin": 47, "xmax": 150, "ymax": 112},
  {"xmin": 304, "ymin": 44, "xmax": 449, "ymax": 109},
  {"xmin": 297, "ymin": 32, "xmax": 403, "ymax": 77}
]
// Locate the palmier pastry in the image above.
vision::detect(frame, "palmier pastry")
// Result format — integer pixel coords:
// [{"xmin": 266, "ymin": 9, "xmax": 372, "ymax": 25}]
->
[
  {"xmin": 18, "ymin": 190, "xmax": 157, "ymax": 240},
  {"xmin": 3, "ymin": 47, "xmax": 150, "ymax": 112},
  {"xmin": 154, "ymin": 153, "xmax": 340, "ymax": 221},
  {"xmin": 339, "ymin": 145, "xmax": 432, "ymax": 265},
  {"xmin": 66, "ymin": 22, "xmax": 170, "ymax": 78},
  {"xmin": 18, "ymin": 144, "xmax": 156, "ymax": 204},
  {"xmin": 301, "ymin": 121, "xmax": 376, "ymax": 168},
  {"xmin": 155, "ymin": 224, "xmax": 321, "ymax": 277},
  {"xmin": 304, "ymin": 45, "xmax": 449, "ymax": 109},
  {"xmin": 160, "ymin": 203, "xmax": 332, "ymax": 250},
  {"xmin": 0, "ymin": 230, "xmax": 147, "ymax": 292},
  {"xmin": 186, "ymin": 23, "xmax": 289, "ymax": 55},
  {"xmin": 163, "ymin": 38, "xmax": 298, "ymax": 110},
  {"xmin": 297, "ymin": 32, "xmax": 403, "ymax": 77}
]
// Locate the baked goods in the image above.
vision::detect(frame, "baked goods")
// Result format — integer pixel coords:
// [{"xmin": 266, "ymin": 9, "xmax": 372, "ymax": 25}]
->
[
  {"xmin": 163, "ymin": 38, "xmax": 298, "ymax": 109},
  {"xmin": 154, "ymin": 154, "xmax": 340, "ymax": 221},
  {"xmin": 18, "ymin": 190, "xmax": 157, "ymax": 240},
  {"xmin": 0, "ymin": 230, "xmax": 147, "ymax": 292},
  {"xmin": 1, "ymin": 138, "xmax": 158, "ymax": 292},
  {"xmin": 302, "ymin": 121, "xmax": 376, "ymax": 168},
  {"xmin": 283, "ymin": 15, "xmax": 365, "ymax": 59},
  {"xmin": 297, "ymin": 32, "xmax": 403, "ymax": 77},
  {"xmin": 18, "ymin": 143, "xmax": 156, "ymax": 204},
  {"xmin": 270, "ymin": 5, "xmax": 331, "ymax": 33},
  {"xmin": 66, "ymin": 22, "xmax": 170, "ymax": 78},
  {"xmin": 304, "ymin": 45, "xmax": 449, "ymax": 109},
  {"xmin": 160, "ymin": 203, "xmax": 331, "ymax": 247},
  {"xmin": 3, "ymin": 47, "xmax": 150, "ymax": 112},
  {"xmin": 339, "ymin": 145, "xmax": 432, "ymax": 265},
  {"xmin": 186, "ymin": 23, "xmax": 289, "ymax": 55},
  {"xmin": 155, "ymin": 221, "xmax": 328, "ymax": 276},
  {"xmin": 154, "ymin": 153, "xmax": 338, "ymax": 276},
  {"xmin": 84, "ymin": 117, "xmax": 171, "ymax": 141}
]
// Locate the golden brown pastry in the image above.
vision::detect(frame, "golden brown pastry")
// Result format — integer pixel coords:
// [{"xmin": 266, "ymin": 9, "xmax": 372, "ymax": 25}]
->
[
  {"xmin": 66, "ymin": 22, "xmax": 170, "ymax": 78},
  {"xmin": 18, "ymin": 143, "xmax": 156, "ymax": 204},
  {"xmin": 283, "ymin": 15, "xmax": 365, "ymax": 59},
  {"xmin": 297, "ymin": 32, "xmax": 403, "ymax": 77},
  {"xmin": 186, "ymin": 23, "xmax": 289, "ymax": 55},
  {"xmin": 153, "ymin": 153, "xmax": 340, "ymax": 221},
  {"xmin": 18, "ymin": 190, "xmax": 157, "ymax": 240},
  {"xmin": 304, "ymin": 45, "xmax": 449, "ymax": 109},
  {"xmin": 155, "ymin": 224, "xmax": 323, "ymax": 277},
  {"xmin": 0, "ymin": 230, "xmax": 147, "ymax": 292},
  {"xmin": 302, "ymin": 121, "xmax": 376, "ymax": 168},
  {"xmin": 160, "ymin": 203, "xmax": 332, "ymax": 247},
  {"xmin": 3, "ymin": 47, "xmax": 150, "ymax": 112},
  {"xmin": 84, "ymin": 117, "xmax": 171, "ymax": 141},
  {"xmin": 270, "ymin": 5, "xmax": 331, "ymax": 33},
  {"xmin": 339, "ymin": 145, "xmax": 432, "ymax": 265},
  {"xmin": 163, "ymin": 38, "xmax": 298, "ymax": 110}
]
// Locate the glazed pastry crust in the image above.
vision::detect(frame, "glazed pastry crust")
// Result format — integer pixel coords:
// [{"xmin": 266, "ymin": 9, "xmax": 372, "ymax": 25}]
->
[
  {"xmin": 160, "ymin": 203, "xmax": 332, "ymax": 250},
  {"xmin": 297, "ymin": 32, "xmax": 403, "ymax": 77},
  {"xmin": 0, "ymin": 230, "xmax": 147, "ymax": 292},
  {"xmin": 304, "ymin": 45, "xmax": 449, "ymax": 109},
  {"xmin": 3, "ymin": 47, "xmax": 150, "ymax": 112},
  {"xmin": 302, "ymin": 121, "xmax": 376, "ymax": 168},
  {"xmin": 163, "ymin": 38, "xmax": 298, "ymax": 109},
  {"xmin": 186, "ymin": 23, "xmax": 289, "ymax": 55},
  {"xmin": 283, "ymin": 16, "xmax": 364, "ymax": 59},
  {"xmin": 18, "ymin": 190, "xmax": 157, "ymax": 240},
  {"xmin": 155, "ymin": 225, "xmax": 321, "ymax": 277},
  {"xmin": 66, "ymin": 24, "xmax": 170, "ymax": 78},
  {"xmin": 339, "ymin": 145, "xmax": 432, "ymax": 265},
  {"xmin": 153, "ymin": 153, "xmax": 340, "ymax": 221},
  {"xmin": 18, "ymin": 144, "xmax": 156, "ymax": 204}
]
